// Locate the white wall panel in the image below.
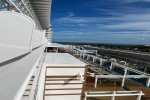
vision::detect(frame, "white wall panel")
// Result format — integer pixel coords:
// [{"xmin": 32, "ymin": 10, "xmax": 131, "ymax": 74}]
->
[
  {"xmin": 31, "ymin": 29, "xmax": 43, "ymax": 48},
  {"xmin": 44, "ymin": 38, "xmax": 48, "ymax": 43},
  {"xmin": 0, "ymin": 45, "xmax": 46, "ymax": 100},
  {"xmin": 40, "ymin": 30, "xmax": 46, "ymax": 44},
  {"xmin": 0, "ymin": 11, "xmax": 35, "ymax": 63}
]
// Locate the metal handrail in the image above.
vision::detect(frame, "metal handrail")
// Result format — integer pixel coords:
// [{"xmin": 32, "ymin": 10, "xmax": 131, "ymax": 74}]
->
[
  {"xmin": 84, "ymin": 90, "xmax": 144, "ymax": 100},
  {"xmin": 28, "ymin": 51, "xmax": 47, "ymax": 100}
]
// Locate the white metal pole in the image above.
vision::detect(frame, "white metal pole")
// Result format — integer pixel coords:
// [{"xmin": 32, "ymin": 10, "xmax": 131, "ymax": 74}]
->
[
  {"xmin": 84, "ymin": 92, "xmax": 87, "ymax": 100},
  {"xmin": 146, "ymin": 77, "xmax": 150, "ymax": 87},
  {"xmin": 94, "ymin": 76, "xmax": 98, "ymax": 88},
  {"xmin": 95, "ymin": 50, "xmax": 97, "ymax": 56},
  {"xmin": 83, "ymin": 53, "xmax": 85, "ymax": 58},
  {"xmin": 99, "ymin": 80, "xmax": 101, "ymax": 84},
  {"xmin": 56, "ymin": 47, "xmax": 58, "ymax": 53},
  {"xmin": 122, "ymin": 77, "xmax": 125, "ymax": 87},
  {"xmin": 110, "ymin": 62, "xmax": 113, "ymax": 70},
  {"xmin": 87, "ymin": 55, "xmax": 89, "ymax": 60},
  {"xmin": 93, "ymin": 57, "xmax": 95, "ymax": 62},
  {"xmin": 80, "ymin": 52, "xmax": 82, "ymax": 58},
  {"xmin": 84, "ymin": 96, "xmax": 86, "ymax": 100},
  {"xmin": 136, "ymin": 91, "xmax": 142, "ymax": 100},
  {"xmin": 121, "ymin": 67, "xmax": 128, "ymax": 87},
  {"xmin": 100, "ymin": 58, "xmax": 102, "ymax": 66},
  {"xmin": 114, "ymin": 59, "xmax": 116, "ymax": 62},
  {"xmin": 124, "ymin": 61, "xmax": 127, "ymax": 66},
  {"xmin": 111, "ymin": 91, "xmax": 116, "ymax": 100},
  {"xmin": 144, "ymin": 67, "xmax": 147, "ymax": 72}
]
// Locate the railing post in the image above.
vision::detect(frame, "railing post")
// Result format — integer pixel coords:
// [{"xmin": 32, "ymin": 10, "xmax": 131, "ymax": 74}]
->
[
  {"xmin": 80, "ymin": 52, "xmax": 82, "ymax": 58},
  {"xmin": 94, "ymin": 76, "xmax": 98, "ymax": 88},
  {"xmin": 84, "ymin": 92, "xmax": 87, "ymax": 100},
  {"xmin": 146, "ymin": 77, "xmax": 150, "ymax": 87},
  {"xmin": 111, "ymin": 91, "xmax": 116, "ymax": 100},
  {"xmin": 96, "ymin": 50, "xmax": 97, "ymax": 56},
  {"xmin": 93, "ymin": 57, "xmax": 95, "ymax": 62},
  {"xmin": 83, "ymin": 53, "xmax": 85, "ymax": 58},
  {"xmin": 56, "ymin": 47, "xmax": 58, "ymax": 53},
  {"xmin": 110, "ymin": 62, "xmax": 113, "ymax": 70},
  {"xmin": 121, "ymin": 67, "xmax": 128, "ymax": 87},
  {"xmin": 100, "ymin": 58, "xmax": 102, "ymax": 66},
  {"xmin": 87, "ymin": 55, "xmax": 89, "ymax": 60},
  {"xmin": 124, "ymin": 61, "xmax": 127, "ymax": 66},
  {"xmin": 137, "ymin": 91, "xmax": 142, "ymax": 100},
  {"xmin": 144, "ymin": 67, "xmax": 147, "ymax": 72}
]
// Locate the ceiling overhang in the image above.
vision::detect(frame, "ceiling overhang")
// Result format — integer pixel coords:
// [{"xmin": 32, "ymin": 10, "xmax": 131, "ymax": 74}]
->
[{"xmin": 30, "ymin": 0, "xmax": 52, "ymax": 30}]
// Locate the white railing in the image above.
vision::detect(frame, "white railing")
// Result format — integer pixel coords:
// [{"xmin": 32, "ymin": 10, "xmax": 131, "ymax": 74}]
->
[
  {"xmin": 72, "ymin": 46, "xmax": 150, "ymax": 87},
  {"xmin": 28, "ymin": 51, "xmax": 47, "ymax": 100},
  {"xmin": 84, "ymin": 90, "xmax": 144, "ymax": 100},
  {"xmin": 94, "ymin": 74, "xmax": 150, "ymax": 88}
]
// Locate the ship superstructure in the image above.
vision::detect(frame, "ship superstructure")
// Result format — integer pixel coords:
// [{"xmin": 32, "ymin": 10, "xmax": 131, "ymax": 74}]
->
[
  {"xmin": 0, "ymin": 0, "xmax": 88, "ymax": 100},
  {"xmin": 0, "ymin": 0, "xmax": 52, "ymax": 99}
]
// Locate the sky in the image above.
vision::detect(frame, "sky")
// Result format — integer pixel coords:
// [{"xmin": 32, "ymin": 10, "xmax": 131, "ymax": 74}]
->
[{"xmin": 51, "ymin": 0, "xmax": 150, "ymax": 45}]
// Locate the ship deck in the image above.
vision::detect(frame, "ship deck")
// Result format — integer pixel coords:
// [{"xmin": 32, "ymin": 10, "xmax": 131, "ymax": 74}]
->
[{"xmin": 73, "ymin": 54, "xmax": 150, "ymax": 100}]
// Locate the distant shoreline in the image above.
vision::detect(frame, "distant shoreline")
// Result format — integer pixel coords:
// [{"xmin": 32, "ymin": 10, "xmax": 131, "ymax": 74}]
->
[
  {"xmin": 53, "ymin": 41, "xmax": 149, "ymax": 46},
  {"xmin": 53, "ymin": 41, "xmax": 150, "ymax": 53}
]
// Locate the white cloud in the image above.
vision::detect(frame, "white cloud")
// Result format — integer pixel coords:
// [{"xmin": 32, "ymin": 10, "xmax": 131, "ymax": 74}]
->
[
  {"xmin": 56, "ymin": 12, "xmax": 150, "ymax": 21},
  {"xmin": 95, "ymin": 13, "xmax": 150, "ymax": 31},
  {"xmin": 55, "ymin": 17, "xmax": 90, "ymax": 24},
  {"xmin": 55, "ymin": 13, "xmax": 150, "ymax": 31},
  {"xmin": 102, "ymin": 21, "xmax": 150, "ymax": 31},
  {"xmin": 67, "ymin": 12, "xmax": 74, "ymax": 17}
]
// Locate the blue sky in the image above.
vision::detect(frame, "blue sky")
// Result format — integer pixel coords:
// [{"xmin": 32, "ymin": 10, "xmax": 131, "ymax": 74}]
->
[{"xmin": 51, "ymin": 0, "xmax": 150, "ymax": 44}]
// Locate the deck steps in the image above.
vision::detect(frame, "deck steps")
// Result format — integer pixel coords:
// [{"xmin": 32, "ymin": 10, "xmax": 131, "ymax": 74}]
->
[{"xmin": 44, "ymin": 67, "xmax": 85, "ymax": 100}]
